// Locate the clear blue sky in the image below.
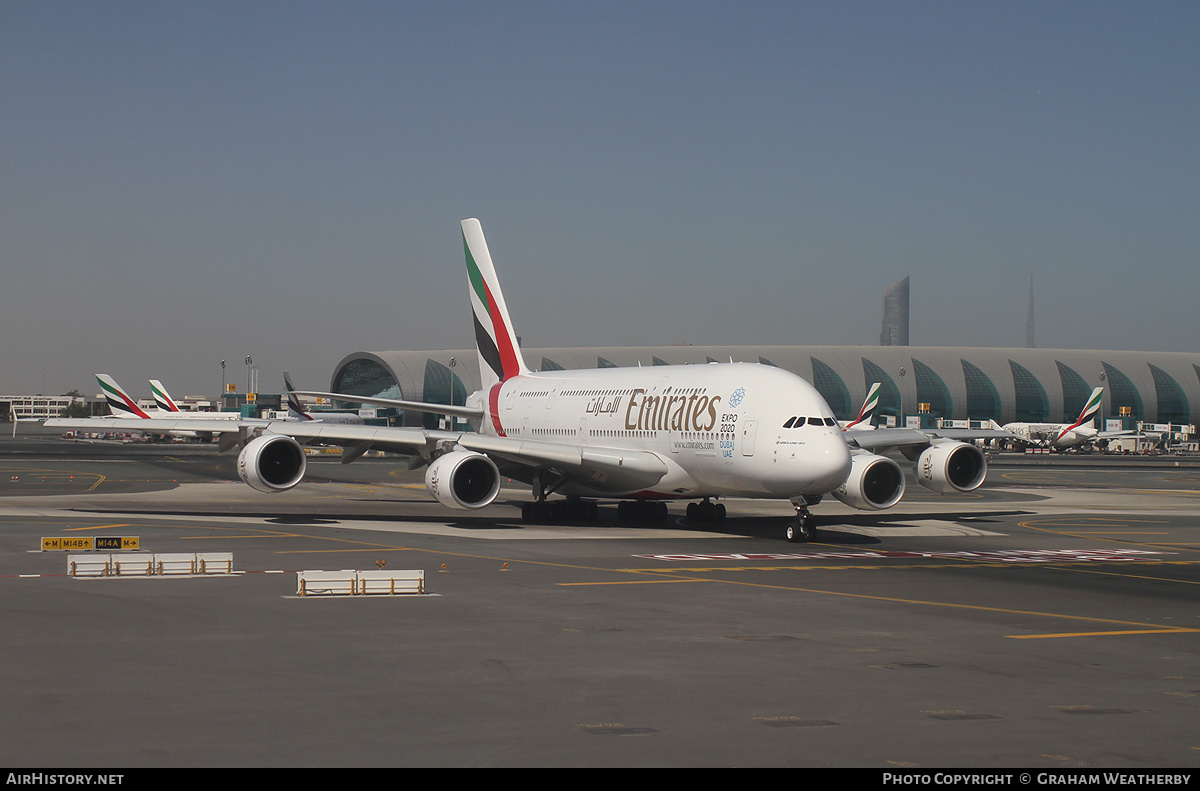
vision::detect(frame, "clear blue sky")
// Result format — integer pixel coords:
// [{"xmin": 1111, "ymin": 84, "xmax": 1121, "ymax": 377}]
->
[{"xmin": 3, "ymin": 1, "xmax": 1197, "ymax": 397}]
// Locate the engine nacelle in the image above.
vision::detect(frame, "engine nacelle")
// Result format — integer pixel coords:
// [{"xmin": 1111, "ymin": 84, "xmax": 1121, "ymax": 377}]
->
[
  {"xmin": 237, "ymin": 433, "xmax": 307, "ymax": 493},
  {"xmin": 916, "ymin": 440, "xmax": 986, "ymax": 494},
  {"xmin": 831, "ymin": 452, "xmax": 906, "ymax": 511},
  {"xmin": 424, "ymin": 450, "xmax": 501, "ymax": 510}
]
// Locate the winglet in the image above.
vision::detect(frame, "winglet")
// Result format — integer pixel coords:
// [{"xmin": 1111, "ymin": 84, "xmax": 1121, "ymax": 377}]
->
[
  {"xmin": 97, "ymin": 374, "xmax": 151, "ymax": 419},
  {"xmin": 462, "ymin": 219, "xmax": 528, "ymax": 390},
  {"xmin": 149, "ymin": 380, "xmax": 180, "ymax": 413}
]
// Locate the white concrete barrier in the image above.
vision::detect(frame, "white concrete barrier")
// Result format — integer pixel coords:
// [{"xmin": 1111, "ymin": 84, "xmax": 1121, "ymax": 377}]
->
[
  {"xmin": 67, "ymin": 555, "xmax": 113, "ymax": 577},
  {"xmin": 297, "ymin": 569, "xmax": 425, "ymax": 596},
  {"xmin": 67, "ymin": 552, "xmax": 235, "ymax": 577}
]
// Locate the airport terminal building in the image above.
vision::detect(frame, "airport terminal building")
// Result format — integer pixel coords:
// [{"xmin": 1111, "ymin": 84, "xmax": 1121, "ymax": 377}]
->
[{"xmin": 328, "ymin": 346, "xmax": 1200, "ymax": 429}]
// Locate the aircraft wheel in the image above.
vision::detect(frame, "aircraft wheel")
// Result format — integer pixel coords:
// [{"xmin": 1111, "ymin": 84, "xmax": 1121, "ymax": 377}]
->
[
  {"xmin": 786, "ymin": 517, "xmax": 814, "ymax": 543},
  {"xmin": 523, "ymin": 501, "xmax": 553, "ymax": 524}
]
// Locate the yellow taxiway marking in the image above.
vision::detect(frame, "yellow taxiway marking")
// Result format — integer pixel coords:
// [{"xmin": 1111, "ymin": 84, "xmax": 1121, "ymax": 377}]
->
[
  {"xmin": 1010, "ymin": 628, "xmax": 1199, "ymax": 640},
  {"xmin": 559, "ymin": 578, "xmax": 709, "ymax": 586},
  {"xmin": 64, "ymin": 523, "xmax": 131, "ymax": 532},
  {"xmin": 15, "ymin": 510, "xmax": 1190, "ymax": 641},
  {"xmin": 1020, "ymin": 516, "xmax": 1200, "ymax": 556},
  {"xmin": 1001, "ymin": 470, "xmax": 1093, "ymax": 479},
  {"xmin": 1021, "ymin": 516, "xmax": 1167, "ymax": 528},
  {"xmin": 4, "ymin": 468, "xmax": 107, "ymax": 491},
  {"xmin": 179, "ymin": 534, "xmax": 303, "ymax": 540},
  {"xmin": 276, "ymin": 547, "xmax": 417, "ymax": 554},
  {"xmin": 615, "ymin": 560, "xmax": 1200, "ymax": 574}
]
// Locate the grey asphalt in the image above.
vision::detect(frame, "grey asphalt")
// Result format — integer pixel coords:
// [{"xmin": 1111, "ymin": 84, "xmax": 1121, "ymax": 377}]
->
[{"xmin": 2, "ymin": 428, "xmax": 1197, "ymax": 767}]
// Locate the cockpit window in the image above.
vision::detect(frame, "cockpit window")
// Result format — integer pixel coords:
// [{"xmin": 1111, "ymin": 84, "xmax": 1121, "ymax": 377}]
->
[
  {"xmin": 824, "ymin": 417, "xmax": 837, "ymax": 426},
  {"xmin": 783, "ymin": 417, "xmax": 797, "ymax": 428}
]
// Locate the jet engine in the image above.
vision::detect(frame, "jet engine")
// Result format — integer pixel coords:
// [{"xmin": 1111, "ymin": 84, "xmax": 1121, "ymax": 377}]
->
[
  {"xmin": 424, "ymin": 450, "xmax": 501, "ymax": 510},
  {"xmin": 237, "ymin": 433, "xmax": 307, "ymax": 493},
  {"xmin": 831, "ymin": 452, "xmax": 906, "ymax": 511},
  {"xmin": 916, "ymin": 440, "xmax": 986, "ymax": 494}
]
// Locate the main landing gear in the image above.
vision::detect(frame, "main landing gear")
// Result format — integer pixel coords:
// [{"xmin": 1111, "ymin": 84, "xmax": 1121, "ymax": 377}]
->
[
  {"xmin": 522, "ymin": 499, "xmax": 598, "ymax": 524},
  {"xmin": 521, "ymin": 499, "xmax": 668, "ymax": 524},
  {"xmin": 520, "ymin": 471, "xmax": 598, "ymax": 524},
  {"xmin": 616, "ymin": 500, "xmax": 669, "ymax": 522},
  {"xmin": 686, "ymin": 498, "xmax": 726, "ymax": 523}
]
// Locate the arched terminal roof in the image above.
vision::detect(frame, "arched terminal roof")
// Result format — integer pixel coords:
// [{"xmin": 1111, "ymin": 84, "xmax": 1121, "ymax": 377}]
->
[{"xmin": 331, "ymin": 346, "xmax": 1200, "ymax": 427}]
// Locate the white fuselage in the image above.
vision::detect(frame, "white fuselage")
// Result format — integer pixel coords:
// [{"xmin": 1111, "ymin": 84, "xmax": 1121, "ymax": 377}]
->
[
  {"xmin": 467, "ymin": 363, "xmax": 852, "ymax": 500},
  {"xmin": 1002, "ymin": 421, "xmax": 1096, "ymax": 449}
]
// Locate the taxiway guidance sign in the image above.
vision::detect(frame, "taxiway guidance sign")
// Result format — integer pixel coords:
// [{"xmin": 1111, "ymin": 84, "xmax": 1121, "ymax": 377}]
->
[{"xmin": 42, "ymin": 536, "xmax": 140, "ymax": 551}]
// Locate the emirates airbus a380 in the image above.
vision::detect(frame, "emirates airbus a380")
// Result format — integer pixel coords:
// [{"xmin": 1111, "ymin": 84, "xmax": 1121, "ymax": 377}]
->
[{"xmin": 50, "ymin": 219, "xmax": 1002, "ymax": 541}]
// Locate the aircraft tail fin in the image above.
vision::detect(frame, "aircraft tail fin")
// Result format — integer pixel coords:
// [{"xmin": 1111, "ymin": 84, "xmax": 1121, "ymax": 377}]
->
[
  {"xmin": 148, "ymin": 380, "xmax": 180, "ymax": 413},
  {"xmin": 97, "ymin": 374, "xmax": 151, "ymax": 419},
  {"xmin": 844, "ymin": 382, "xmax": 881, "ymax": 429},
  {"xmin": 462, "ymin": 218, "xmax": 528, "ymax": 390},
  {"xmin": 1057, "ymin": 386, "xmax": 1104, "ymax": 441},
  {"xmin": 282, "ymin": 371, "xmax": 315, "ymax": 421},
  {"xmin": 1070, "ymin": 387, "xmax": 1104, "ymax": 429}
]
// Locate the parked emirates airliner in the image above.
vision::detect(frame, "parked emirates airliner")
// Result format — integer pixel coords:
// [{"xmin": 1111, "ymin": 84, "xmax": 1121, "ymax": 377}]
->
[{"xmin": 50, "ymin": 219, "xmax": 1004, "ymax": 541}]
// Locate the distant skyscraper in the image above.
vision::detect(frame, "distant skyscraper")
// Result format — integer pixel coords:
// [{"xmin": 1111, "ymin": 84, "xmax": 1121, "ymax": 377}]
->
[
  {"xmin": 1026, "ymin": 274, "xmax": 1035, "ymax": 348},
  {"xmin": 880, "ymin": 276, "xmax": 910, "ymax": 346}
]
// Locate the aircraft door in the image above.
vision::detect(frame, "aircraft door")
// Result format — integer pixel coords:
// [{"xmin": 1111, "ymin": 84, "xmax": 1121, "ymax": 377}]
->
[{"xmin": 741, "ymin": 419, "xmax": 758, "ymax": 456}]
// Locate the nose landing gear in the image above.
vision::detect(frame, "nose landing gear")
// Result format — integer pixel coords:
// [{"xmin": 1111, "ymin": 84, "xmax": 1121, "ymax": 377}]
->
[{"xmin": 786, "ymin": 504, "xmax": 816, "ymax": 543}]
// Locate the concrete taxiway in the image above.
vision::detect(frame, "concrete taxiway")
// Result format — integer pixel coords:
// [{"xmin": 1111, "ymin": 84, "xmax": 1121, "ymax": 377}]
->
[{"xmin": 2, "ymin": 428, "xmax": 1198, "ymax": 767}]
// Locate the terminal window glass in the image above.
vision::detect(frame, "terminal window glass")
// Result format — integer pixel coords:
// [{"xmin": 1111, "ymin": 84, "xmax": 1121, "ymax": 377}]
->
[
  {"xmin": 811, "ymin": 357, "xmax": 851, "ymax": 420},
  {"xmin": 860, "ymin": 358, "xmax": 901, "ymax": 419},
  {"xmin": 1056, "ymin": 361, "xmax": 1092, "ymax": 423},
  {"xmin": 597, "ymin": 357, "xmax": 617, "ymax": 368},
  {"xmin": 1010, "ymin": 361, "xmax": 1049, "ymax": 422},
  {"xmin": 423, "ymin": 359, "xmax": 469, "ymax": 430},
  {"xmin": 540, "ymin": 357, "xmax": 565, "ymax": 371},
  {"xmin": 652, "ymin": 357, "xmax": 669, "ymax": 366},
  {"xmin": 1148, "ymin": 364, "xmax": 1188, "ymax": 424},
  {"xmin": 961, "ymin": 360, "xmax": 1000, "ymax": 421},
  {"xmin": 1102, "ymin": 362, "xmax": 1143, "ymax": 421},
  {"xmin": 911, "ymin": 358, "xmax": 952, "ymax": 418},
  {"xmin": 332, "ymin": 359, "xmax": 402, "ymax": 410},
  {"xmin": 758, "ymin": 357, "xmax": 778, "ymax": 367}
]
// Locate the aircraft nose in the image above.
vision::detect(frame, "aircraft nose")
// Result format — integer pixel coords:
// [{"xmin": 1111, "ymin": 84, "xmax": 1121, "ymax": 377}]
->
[
  {"xmin": 768, "ymin": 430, "xmax": 853, "ymax": 496},
  {"xmin": 809, "ymin": 431, "xmax": 853, "ymax": 492}
]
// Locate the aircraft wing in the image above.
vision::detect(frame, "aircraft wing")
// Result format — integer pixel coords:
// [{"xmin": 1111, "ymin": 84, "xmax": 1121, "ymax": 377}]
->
[
  {"xmin": 845, "ymin": 426, "xmax": 1017, "ymax": 452},
  {"xmin": 45, "ymin": 417, "xmax": 669, "ymax": 492},
  {"xmin": 271, "ymin": 422, "xmax": 669, "ymax": 492},
  {"xmin": 1095, "ymin": 429, "xmax": 1138, "ymax": 439},
  {"xmin": 290, "ymin": 390, "xmax": 485, "ymax": 420},
  {"xmin": 45, "ymin": 417, "xmax": 447, "ymax": 454},
  {"xmin": 456, "ymin": 434, "xmax": 668, "ymax": 493},
  {"xmin": 46, "ymin": 417, "xmax": 259, "ymax": 434}
]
